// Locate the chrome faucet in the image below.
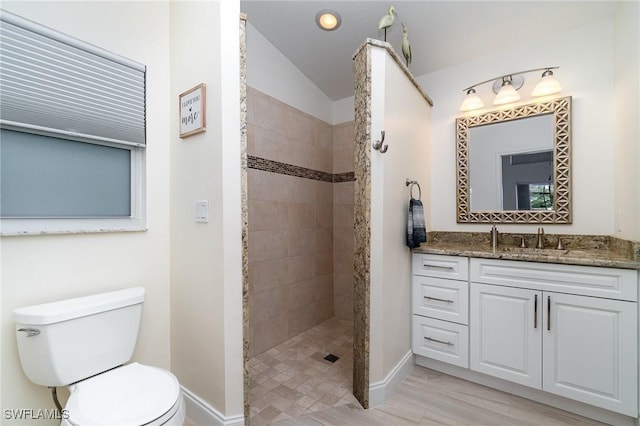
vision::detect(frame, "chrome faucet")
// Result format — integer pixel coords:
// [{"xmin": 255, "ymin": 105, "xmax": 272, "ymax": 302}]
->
[
  {"xmin": 490, "ymin": 224, "xmax": 499, "ymax": 252},
  {"xmin": 536, "ymin": 227, "xmax": 545, "ymax": 249}
]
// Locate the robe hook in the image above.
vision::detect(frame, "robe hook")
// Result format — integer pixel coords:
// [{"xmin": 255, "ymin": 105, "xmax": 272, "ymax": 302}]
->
[{"xmin": 372, "ymin": 130, "xmax": 388, "ymax": 153}]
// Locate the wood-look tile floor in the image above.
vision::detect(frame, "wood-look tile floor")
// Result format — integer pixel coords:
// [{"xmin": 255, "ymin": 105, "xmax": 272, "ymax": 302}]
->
[
  {"xmin": 249, "ymin": 318, "xmax": 358, "ymax": 425},
  {"xmin": 273, "ymin": 366, "xmax": 607, "ymax": 426}
]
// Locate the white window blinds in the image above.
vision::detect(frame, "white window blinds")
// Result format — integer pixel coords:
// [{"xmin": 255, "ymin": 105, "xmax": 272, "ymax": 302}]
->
[{"xmin": 0, "ymin": 10, "xmax": 146, "ymax": 147}]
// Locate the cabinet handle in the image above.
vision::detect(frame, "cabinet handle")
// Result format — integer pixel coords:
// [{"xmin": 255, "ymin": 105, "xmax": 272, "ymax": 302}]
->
[
  {"xmin": 547, "ymin": 295, "xmax": 551, "ymax": 331},
  {"xmin": 424, "ymin": 336, "xmax": 454, "ymax": 346},
  {"xmin": 534, "ymin": 294, "xmax": 538, "ymax": 329},
  {"xmin": 423, "ymin": 263, "xmax": 454, "ymax": 271},
  {"xmin": 424, "ymin": 296, "xmax": 454, "ymax": 304}
]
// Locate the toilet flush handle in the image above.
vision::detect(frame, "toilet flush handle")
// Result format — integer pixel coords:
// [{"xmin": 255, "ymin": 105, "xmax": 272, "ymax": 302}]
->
[{"xmin": 18, "ymin": 328, "xmax": 40, "ymax": 337}]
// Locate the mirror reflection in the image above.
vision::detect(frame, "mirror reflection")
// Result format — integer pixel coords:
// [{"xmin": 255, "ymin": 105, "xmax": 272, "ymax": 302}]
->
[
  {"xmin": 455, "ymin": 96, "xmax": 572, "ymax": 224},
  {"xmin": 469, "ymin": 115, "xmax": 553, "ymax": 211}
]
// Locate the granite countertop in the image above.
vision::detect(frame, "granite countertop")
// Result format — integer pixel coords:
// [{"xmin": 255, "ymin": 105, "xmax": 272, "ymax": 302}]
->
[{"xmin": 413, "ymin": 232, "xmax": 640, "ymax": 270}]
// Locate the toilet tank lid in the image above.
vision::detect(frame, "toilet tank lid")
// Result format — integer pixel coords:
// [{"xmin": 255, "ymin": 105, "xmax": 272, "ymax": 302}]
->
[{"xmin": 13, "ymin": 287, "xmax": 145, "ymax": 325}]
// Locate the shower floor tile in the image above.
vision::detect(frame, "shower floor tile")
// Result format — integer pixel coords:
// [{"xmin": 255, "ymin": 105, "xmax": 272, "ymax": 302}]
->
[{"xmin": 249, "ymin": 317, "xmax": 357, "ymax": 425}]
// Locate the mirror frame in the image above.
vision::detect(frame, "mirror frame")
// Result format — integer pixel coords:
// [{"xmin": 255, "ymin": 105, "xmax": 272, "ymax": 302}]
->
[{"xmin": 456, "ymin": 96, "xmax": 572, "ymax": 224}]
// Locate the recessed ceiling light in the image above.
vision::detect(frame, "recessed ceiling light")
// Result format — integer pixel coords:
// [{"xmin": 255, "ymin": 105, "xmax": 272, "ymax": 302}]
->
[{"xmin": 316, "ymin": 9, "xmax": 341, "ymax": 31}]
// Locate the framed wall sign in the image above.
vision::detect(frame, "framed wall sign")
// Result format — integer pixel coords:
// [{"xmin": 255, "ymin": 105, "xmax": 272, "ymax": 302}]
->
[{"xmin": 179, "ymin": 83, "xmax": 206, "ymax": 138}]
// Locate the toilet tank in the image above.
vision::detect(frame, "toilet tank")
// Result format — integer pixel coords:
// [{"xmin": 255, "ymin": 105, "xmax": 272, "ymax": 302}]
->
[{"xmin": 13, "ymin": 287, "xmax": 145, "ymax": 387}]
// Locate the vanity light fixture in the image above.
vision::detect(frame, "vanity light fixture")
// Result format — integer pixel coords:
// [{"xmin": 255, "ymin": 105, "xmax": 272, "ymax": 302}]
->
[
  {"xmin": 460, "ymin": 67, "xmax": 562, "ymax": 111},
  {"xmin": 531, "ymin": 69, "xmax": 563, "ymax": 97},
  {"xmin": 316, "ymin": 9, "xmax": 341, "ymax": 31},
  {"xmin": 459, "ymin": 88, "xmax": 485, "ymax": 111},
  {"xmin": 493, "ymin": 75, "xmax": 521, "ymax": 105}
]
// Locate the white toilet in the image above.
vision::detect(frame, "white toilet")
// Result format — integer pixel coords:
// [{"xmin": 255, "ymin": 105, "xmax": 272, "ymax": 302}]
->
[{"xmin": 13, "ymin": 287, "xmax": 185, "ymax": 426}]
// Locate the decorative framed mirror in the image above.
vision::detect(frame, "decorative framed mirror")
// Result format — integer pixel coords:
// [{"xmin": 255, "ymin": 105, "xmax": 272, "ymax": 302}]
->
[{"xmin": 456, "ymin": 96, "xmax": 571, "ymax": 223}]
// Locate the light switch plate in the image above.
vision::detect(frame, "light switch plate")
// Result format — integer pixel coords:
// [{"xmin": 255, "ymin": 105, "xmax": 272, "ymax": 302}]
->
[{"xmin": 195, "ymin": 200, "xmax": 209, "ymax": 223}]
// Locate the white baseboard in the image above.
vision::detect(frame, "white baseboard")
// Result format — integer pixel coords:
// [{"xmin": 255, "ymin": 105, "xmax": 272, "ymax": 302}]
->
[
  {"xmin": 368, "ymin": 350, "xmax": 414, "ymax": 408},
  {"xmin": 415, "ymin": 356, "xmax": 638, "ymax": 426},
  {"xmin": 181, "ymin": 386, "xmax": 244, "ymax": 426}
]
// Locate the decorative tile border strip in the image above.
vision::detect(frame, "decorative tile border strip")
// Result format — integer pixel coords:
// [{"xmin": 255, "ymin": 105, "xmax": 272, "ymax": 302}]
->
[
  {"xmin": 334, "ymin": 171, "xmax": 356, "ymax": 183},
  {"xmin": 248, "ymin": 155, "xmax": 355, "ymax": 183}
]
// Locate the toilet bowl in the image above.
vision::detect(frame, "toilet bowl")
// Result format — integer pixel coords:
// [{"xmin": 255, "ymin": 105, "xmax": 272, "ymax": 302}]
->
[
  {"xmin": 13, "ymin": 287, "xmax": 185, "ymax": 426},
  {"xmin": 61, "ymin": 363, "xmax": 185, "ymax": 426}
]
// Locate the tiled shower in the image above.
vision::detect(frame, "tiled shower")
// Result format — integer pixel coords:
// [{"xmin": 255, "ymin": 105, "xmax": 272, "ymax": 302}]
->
[{"xmin": 247, "ymin": 87, "xmax": 355, "ymax": 356}]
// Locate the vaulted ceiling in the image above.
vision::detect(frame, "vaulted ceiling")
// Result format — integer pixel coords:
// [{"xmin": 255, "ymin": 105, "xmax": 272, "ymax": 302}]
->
[{"xmin": 241, "ymin": 1, "xmax": 620, "ymax": 100}]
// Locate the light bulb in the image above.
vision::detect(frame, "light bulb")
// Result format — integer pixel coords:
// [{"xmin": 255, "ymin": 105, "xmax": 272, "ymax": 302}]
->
[
  {"xmin": 316, "ymin": 10, "xmax": 341, "ymax": 31},
  {"xmin": 532, "ymin": 70, "xmax": 562, "ymax": 96},
  {"xmin": 459, "ymin": 89, "xmax": 484, "ymax": 111},
  {"xmin": 493, "ymin": 78, "xmax": 520, "ymax": 105}
]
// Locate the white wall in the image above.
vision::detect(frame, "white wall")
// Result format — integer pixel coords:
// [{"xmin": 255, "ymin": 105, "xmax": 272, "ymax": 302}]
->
[
  {"xmin": 0, "ymin": 2, "xmax": 171, "ymax": 424},
  {"xmin": 333, "ymin": 96, "xmax": 356, "ymax": 125},
  {"xmin": 369, "ymin": 46, "xmax": 431, "ymax": 384},
  {"xmin": 169, "ymin": 0, "xmax": 244, "ymax": 420},
  {"xmin": 246, "ymin": 22, "xmax": 333, "ymax": 124},
  {"xmin": 245, "ymin": 22, "xmax": 355, "ymax": 125},
  {"xmin": 613, "ymin": 1, "xmax": 640, "ymax": 241},
  {"xmin": 419, "ymin": 19, "xmax": 621, "ymax": 235}
]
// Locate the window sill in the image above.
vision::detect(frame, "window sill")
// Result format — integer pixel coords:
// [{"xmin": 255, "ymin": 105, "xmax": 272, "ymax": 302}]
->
[{"xmin": 1, "ymin": 218, "xmax": 147, "ymax": 236}]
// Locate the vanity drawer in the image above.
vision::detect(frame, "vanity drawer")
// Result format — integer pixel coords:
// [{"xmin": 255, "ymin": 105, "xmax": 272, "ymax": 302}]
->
[
  {"xmin": 412, "ymin": 316, "xmax": 468, "ymax": 368},
  {"xmin": 413, "ymin": 254, "xmax": 469, "ymax": 280},
  {"xmin": 470, "ymin": 258, "xmax": 638, "ymax": 302},
  {"xmin": 413, "ymin": 276, "xmax": 468, "ymax": 324}
]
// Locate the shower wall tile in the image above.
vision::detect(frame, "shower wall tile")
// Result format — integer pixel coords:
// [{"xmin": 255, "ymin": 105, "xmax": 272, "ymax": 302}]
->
[
  {"xmin": 287, "ymin": 255, "xmax": 315, "ymax": 283},
  {"xmin": 315, "ymin": 180, "xmax": 333, "ymax": 205},
  {"xmin": 248, "ymin": 200, "xmax": 289, "ymax": 231},
  {"xmin": 334, "ymin": 247, "xmax": 354, "ymax": 275},
  {"xmin": 253, "ymin": 286, "xmax": 287, "ymax": 323},
  {"xmin": 333, "ymin": 222, "xmax": 354, "ymax": 253},
  {"xmin": 247, "ymin": 87, "xmax": 337, "ymax": 356},
  {"xmin": 286, "ymin": 278, "xmax": 316, "ymax": 310},
  {"xmin": 315, "ymin": 228, "xmax": 333, "ymax": 253},
  {"xmin": 288, "ymin": 228, "xmax": 316, "ymax": 255},
  {"xmin": 333, "ymin": 181, "xmax": 355, "ymax": 205},
  {"xmin": 315, "ymin": 251, "xmax": 333, "ymax": 275},
  {"xmin": 248, "ymin": 169, "xmax": 289, "ymax": 203},
  {"xmin": 249, "ymin": 230, "xmax": 289, "ymax": 262},
  {"xmin": 288, "ymin": 203, "xmax": 316, "ymax": 229},
  {"xmin": 317, "ymin": 121, "xmax": 333, "ymax": 150},
  {"xmin": 287, "ymin": 299, "xmax": 332, "ymax": 338},
  {"xmin": 334, "ymin": 292, "xmax": 354, "ymax": 320},
  {"xmin": 251, "ymin": 90, "xmax": 287, "ymax": 134},
  {"xmin": 333, "ymin": 175, "xmax": 355, "ymax": 321},
  {"xmin": 334, "ymin": 148, "xmax": 355, "ymax": 174},
  {"xmin": 334, "ymin": 272, "xmax": 353, "ymax": 297},
  {"xmin": 315, "ymin": 274, "xmax": 334, "ymax": 301},
  {"xmin": 247, "ymin": 123, "xmax": 284, "ymax": 162},
  {"xmin": 333, "ymin": 122, "xmax": 355, "ymax": 152},
  {"xmin": 285, "ymin": 108, "xmax": 316, "ymax": 145},
  {"xmin": 249, "ymin": 258, "xmax": 289, "ymax": 294},
  {"xmin": 254, "ymin": 313, "xmax": 288, "ymax": 355},
  {"xmin": 334, "ymin": 203, "xmax": 355, "ymax": 230},
  {"xmin": 289, "ymin": 177, "xmax": 316, "ymax": 205}
]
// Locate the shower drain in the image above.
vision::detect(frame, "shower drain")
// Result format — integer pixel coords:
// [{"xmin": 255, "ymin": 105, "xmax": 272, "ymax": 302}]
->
[{"xmin": 323, "ymin": 353, "xmax": 340, "ymax": 363}]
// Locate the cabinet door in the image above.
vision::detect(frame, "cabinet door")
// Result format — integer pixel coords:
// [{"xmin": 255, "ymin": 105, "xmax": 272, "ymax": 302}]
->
[
  {"xmin": 470, "ymin": 283, "xmax": 542, "ymax": 388},
  {"xmin": 543, "ymin": 293, "xmax": 638, "ymax": 416}
]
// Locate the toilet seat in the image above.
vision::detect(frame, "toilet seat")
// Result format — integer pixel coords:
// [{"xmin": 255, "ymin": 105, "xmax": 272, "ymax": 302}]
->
[{"xmin": 63, "ymin": 363, "xmax": 183, "ymax": 426}]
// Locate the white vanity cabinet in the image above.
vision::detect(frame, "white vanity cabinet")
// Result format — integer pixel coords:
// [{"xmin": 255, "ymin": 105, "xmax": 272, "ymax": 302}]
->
[
  {"xmin": 412, "ymin": 254, "xmax": 469, "ymax": 368},
  {"xmin": 470, "ymin": 283, "xmax": 542, "ymax": 388},
  {"xmin": 470, "ymin": 258, "xmax": 638, "ymax": 417}
]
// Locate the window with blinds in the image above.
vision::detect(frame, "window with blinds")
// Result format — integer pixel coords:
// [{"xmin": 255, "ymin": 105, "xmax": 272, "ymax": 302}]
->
[{"xmin": 0, "ymin": 10, "xmax": 147, "ymax": 234}]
